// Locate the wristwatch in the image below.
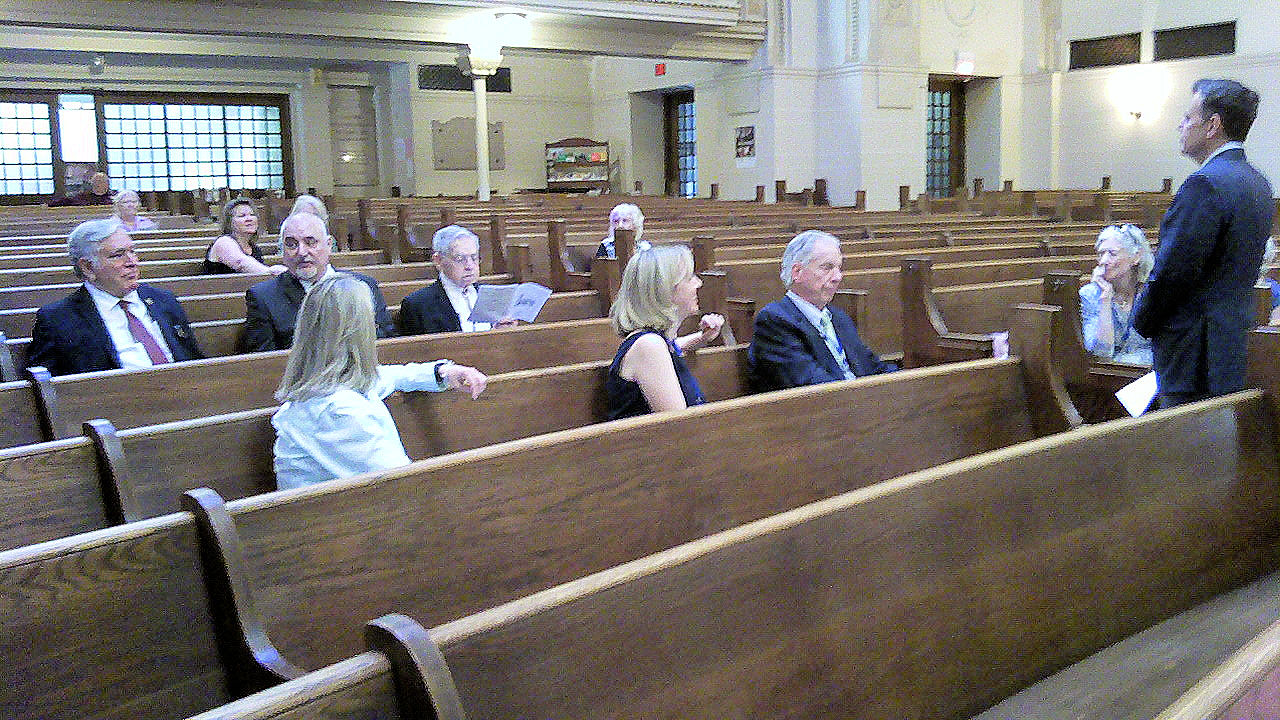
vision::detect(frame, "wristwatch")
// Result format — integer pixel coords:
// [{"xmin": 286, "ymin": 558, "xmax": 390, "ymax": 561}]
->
[{"xmin": 434, "ymin": 359, "xmax": 455, "ymax": 384}]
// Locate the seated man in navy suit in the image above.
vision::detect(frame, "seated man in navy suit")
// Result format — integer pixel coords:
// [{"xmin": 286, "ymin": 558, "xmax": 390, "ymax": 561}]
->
[
  {"xmin": 749, "ymin": 230, "xmax": 896, "ymax": 391},
  {"xmin": 242, "ymin": 212, "xmax": 394, "ymax": 352},
  {"xmin": 28, "ymin": 218, "xmax": 204, "ymax": 376},
  {"xmin": 398, "ymin": 224, "xmax": 517, "ymax": 336}
]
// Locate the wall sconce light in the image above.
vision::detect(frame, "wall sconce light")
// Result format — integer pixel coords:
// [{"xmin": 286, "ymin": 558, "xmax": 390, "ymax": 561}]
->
[
  {"xmin": 89, "ymin": 54, "xmax": 106, "ymax": 75},
  {"xmin": 340, "ymin": 152, "xmax": 355, "ymax": 163},
  {"xmin": 1129, "ymin": 110, "xmax": 1142, "ymax": 120}
]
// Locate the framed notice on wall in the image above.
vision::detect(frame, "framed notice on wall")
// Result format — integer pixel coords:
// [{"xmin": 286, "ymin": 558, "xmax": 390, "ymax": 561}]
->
[{"xmin": 735, "ymin": 126, "xmax": 756, "ymax": 168}]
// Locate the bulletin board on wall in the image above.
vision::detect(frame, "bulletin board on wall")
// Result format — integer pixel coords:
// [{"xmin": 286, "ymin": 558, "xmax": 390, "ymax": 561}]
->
[{"xmin": 431, "ymin": 117, "xmax": 505, "ymax": 170}]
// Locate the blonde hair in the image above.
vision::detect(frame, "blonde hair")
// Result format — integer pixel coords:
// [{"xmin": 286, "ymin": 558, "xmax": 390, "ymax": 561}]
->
[
  {"xmin": 275, "ymin": 274, "xmax": 379, "ymax": 402},
  {"xmin": 609, "ymin": 245, "xmax": 693, "ymax": 336},
  {"xmin": 291, "ymin": 194, "xmax": 330, "ymax": 226}
]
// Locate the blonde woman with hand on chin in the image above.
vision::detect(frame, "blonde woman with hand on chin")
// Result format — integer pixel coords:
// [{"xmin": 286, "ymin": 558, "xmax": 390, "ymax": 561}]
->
[
  {"xmin": 272, "ymin": 273, "xmax": 487, "ymax": 490},
  {"xmin": 606, "ymin": 245, "xmax": 724, "ymax": 419},
  {"xmin": 1081, "ymin": 223, "xmax": 1155, "ymax": 365}
]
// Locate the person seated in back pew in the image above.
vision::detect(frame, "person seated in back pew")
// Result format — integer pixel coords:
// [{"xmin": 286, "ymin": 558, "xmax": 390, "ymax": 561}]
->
[
  {"xmin": 749, "ymin": 230, "xmax": 896, "ymax": 392},
  {"xmin": 606, "ymin": 245, "xmax": 724, "ymax": 419},
  {"xmin": 242, "ymin": 212, "xmax": 394, "ymax": 352},
  {"xmin": 1260, "ymin": 236, "xmax": 1280, "ymax": 325},
  {"xmin": 48, "ymin": 171, "xmax": 113, "ymax": 206},
  {"xmin": 1080, "ymin": 223, "xmax": 1155, "ymax": 365},
  {"xmin": 290, "ymin": 193, "xmax": 329, "ymax": 225},
  {"xmin": 28, "ymin": 218, "xmax": 204, "ymax": 376},
  {"xmin": 398, "ymin": 225, "xmax": 518, "ymax": 336},
  {"xmin": 272, "ymin": 274, "xmax": 487, "ymax": 489},
  {"xmin": 111, "ymin": 189, "xmax": 156, "ymax": 233},
  {"xmin": 206, "ymin": 197, "xmax": 286, "ymax": 276},
  {"xmin": 596, "ymin": 203, "xmax": 652, "ymax": 259}
]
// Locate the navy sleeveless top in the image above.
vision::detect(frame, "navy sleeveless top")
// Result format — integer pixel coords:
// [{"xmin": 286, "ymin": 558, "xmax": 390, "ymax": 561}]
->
[
  {"xmin": 606, "ymin": 329, "xmax": 706, "ymax": 420},
  {"xmin": 204, "ymin": 237, "xmax": 266, "ymax": 275}
]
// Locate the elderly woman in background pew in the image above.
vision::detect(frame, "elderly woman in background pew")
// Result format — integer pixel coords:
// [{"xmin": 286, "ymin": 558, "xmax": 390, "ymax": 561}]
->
[
  {"xmin": 111, "ymin": 189, "xmax": 156, "ymax": 233},
  {"xmin": 606, "ymin": 245, "xmax": 724, "ymax": 419},
  {"xmin": 1258, "ymin": 236, "xmax": 1280, "ymax": 326},
  {"xmin": 272, "ymin": 273, "xmax": 487, "ymax": 490},
  {"xmin": 1080, "ymin": 222, "xmax": 1155, "ymax": 365},
  {"xmin": 205, "ymin": 197, "xmax": 285, "ymax": 275},
  {"xmin": 596, "ymin": 202, "xmax": 651, "ymax": 259}
]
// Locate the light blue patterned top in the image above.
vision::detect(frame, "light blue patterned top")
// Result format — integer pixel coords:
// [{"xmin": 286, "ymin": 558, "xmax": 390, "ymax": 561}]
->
[{"xmin": 1080, "ymin": 282, "xmax": 1152, "ymax": 366}]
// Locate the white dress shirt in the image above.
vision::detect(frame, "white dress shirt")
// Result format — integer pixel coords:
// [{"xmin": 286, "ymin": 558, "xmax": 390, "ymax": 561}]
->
[
  {"xmin": 272, "ymin": 362, "xmax": 451, "ymax": 490},
  {"xmin": 84, "ymin": 281, "xmax": 174, "ymax": 369},
  {"xmin": 440, "ymin": 274, "xmax": 492, "ymax": 332},
  {"xmin": 1202, "ymin": 140, "xmax": 1245, "ymax": 167}
]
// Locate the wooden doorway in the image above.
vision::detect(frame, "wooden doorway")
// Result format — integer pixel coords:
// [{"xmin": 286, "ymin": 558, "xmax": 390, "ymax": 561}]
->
[
  {"xmin": 926, "ymin": 75, "xmax": 966, "ymax": 198},
  {"xmin": 663, "ymin": 89, "xmax": 695, "ymax": 197}
]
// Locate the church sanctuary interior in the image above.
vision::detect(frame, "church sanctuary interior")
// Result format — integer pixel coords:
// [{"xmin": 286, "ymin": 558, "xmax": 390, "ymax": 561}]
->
[{"xmin": 3, "ymin": 0, "xmax": 1280, "ymax": 718}]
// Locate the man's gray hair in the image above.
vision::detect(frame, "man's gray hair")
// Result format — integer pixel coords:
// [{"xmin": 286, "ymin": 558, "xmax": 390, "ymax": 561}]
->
[
  {"xmin": 780, "ymin": 230, "xmax": 839, "ymax": 287},
  {"xmin": 279, "ymin": 211, "xmax": 328, "ymax": 238},
  {"xmin": 433, "ymin": 224, "xmax": 479, "ymax": 256},
  {"xmin": 68, "ymin": 218, "xmax": 124, "ymax": 278}
]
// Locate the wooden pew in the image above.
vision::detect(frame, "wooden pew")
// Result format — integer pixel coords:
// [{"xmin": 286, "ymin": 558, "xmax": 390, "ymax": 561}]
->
[
  {"xmin": 0, "ymin": 344, "xmax": 751, "ymax": 551},
  {"xmin": 180, "ymin": 614, "xmax": 464, "ymax": 720},
  {"xmin": 176, "ymin": 305, "xmax": 1077, "ymax": 678},
  {"xmin": 422, "ymin": 387, "xmax": 1280, "ymax": 720},
  {"xmin": 0, "ymin": 514, "xmax": 258, "ymax": 720},
  {"xmin": 0, "ymin": 378, "xmax": 48, "ymax": 446},
  {"xmin": 25, "ymin": 318, "xmax": 621, "ymax": 442}
]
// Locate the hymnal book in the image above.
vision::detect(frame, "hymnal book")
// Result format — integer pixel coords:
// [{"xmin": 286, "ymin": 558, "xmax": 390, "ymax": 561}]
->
[{"xmin": 471, "ymin": 282, "xmax": 553, "ymax": 324}]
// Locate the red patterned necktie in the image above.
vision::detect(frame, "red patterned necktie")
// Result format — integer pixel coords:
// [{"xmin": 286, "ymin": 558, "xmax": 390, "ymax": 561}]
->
[{"xmin": 119, "ymin": 299, "xmax": 169, "ymax": 365}]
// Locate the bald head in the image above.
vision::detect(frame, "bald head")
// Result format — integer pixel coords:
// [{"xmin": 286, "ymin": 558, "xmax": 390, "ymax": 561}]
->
[
  {"xmin": 280, "ymin": 212, "xmax": 332, "ymax": 281},
  {"xmin": 90, "ymin": 172, "xmax": 110, "ymax": 195}
]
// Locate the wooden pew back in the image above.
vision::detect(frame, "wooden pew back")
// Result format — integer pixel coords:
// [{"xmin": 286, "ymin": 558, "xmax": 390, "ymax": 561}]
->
[
  {"xmin": 429, "ymin": 390, "xmax": 1280, "ymax": 720},
  {"xmin": 0, "ymin": 516, "xmax": 234, "ymax": 720},
  {"xmin": 192, "ymin": 329, "xmax": 1068, "ymax": 675}
]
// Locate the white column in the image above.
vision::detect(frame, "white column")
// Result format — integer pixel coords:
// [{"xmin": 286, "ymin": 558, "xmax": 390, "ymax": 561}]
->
[{"xmin": 473, "ymin": 74, "xmax": 491, "ymax": 201}]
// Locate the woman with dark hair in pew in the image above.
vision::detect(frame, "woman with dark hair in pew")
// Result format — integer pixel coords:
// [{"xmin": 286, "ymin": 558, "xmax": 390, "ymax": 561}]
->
[
  {"xmin": 1080, "ymin": 222, "xmax": 1155, "ymax": 365},
  {"xmin": 111, "ymin": 189, "xmax": 156, "ymax": 232},
  {"xmin": 271, "ymin": 273, "xmax": 488, "ymax": 490},
  {"xmin": 204, "ymin": 197, "xmax": 286, "ymax": 275},
  {"xmin": 606, "ymin": 245, "xmax": 724, "ymax": 419}
]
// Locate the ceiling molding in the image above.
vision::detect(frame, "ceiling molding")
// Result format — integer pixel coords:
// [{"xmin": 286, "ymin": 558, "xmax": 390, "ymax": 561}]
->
[{"xmin": 0, "ymin": 0, "xmax": 765, "ymax": 61}]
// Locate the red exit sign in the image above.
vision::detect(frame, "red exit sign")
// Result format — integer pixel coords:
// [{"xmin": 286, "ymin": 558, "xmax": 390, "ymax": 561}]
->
[{"xmin": 655, "ymin": 63, "xmax": 666, "ymax": 76}]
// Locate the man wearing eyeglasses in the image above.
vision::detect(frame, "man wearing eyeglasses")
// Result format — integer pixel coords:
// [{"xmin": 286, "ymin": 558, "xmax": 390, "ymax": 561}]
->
[
  {"xmin": 28, "ymin": 218, "xmax": 204, "ymax": 375},
  {"xmin": 398, "ymin": 224, "xmax": 518, "ymax": 335},
  {"xmin": 241, "ymin": 212, "xmax": 395, "ymax": 352},
  {"xmin": 1134, "ymin": 78, "xmax": 1274, "ymax": 408}
]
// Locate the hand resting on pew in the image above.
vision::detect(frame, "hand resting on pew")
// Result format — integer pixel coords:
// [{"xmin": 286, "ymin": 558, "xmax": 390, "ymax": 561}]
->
[{"xmin": 271, "ymin": 274, "xmax": 488, "ymax": 490}]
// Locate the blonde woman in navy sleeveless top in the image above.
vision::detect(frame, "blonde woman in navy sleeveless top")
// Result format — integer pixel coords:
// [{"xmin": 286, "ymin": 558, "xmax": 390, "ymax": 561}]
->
[{"xmin": 606, "ymin": 245, "xmax": 725, "ymax": 419}]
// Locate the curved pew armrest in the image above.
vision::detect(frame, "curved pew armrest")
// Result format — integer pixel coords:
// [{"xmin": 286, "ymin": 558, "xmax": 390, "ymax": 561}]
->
[{"xmin": 182, "ymin": 488, "xmax": 308, "ymax": 692}]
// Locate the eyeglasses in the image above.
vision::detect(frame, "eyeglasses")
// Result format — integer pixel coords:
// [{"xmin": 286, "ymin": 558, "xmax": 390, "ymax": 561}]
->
[{"xmin": 445, "ymin": 252, "xmax": 481, "ymax": 265}]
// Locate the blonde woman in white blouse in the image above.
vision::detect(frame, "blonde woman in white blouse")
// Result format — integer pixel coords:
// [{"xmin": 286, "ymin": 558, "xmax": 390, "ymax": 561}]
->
[{"xmin": 272, "ymin": 273, "xmax": 486, "ymax": 490}]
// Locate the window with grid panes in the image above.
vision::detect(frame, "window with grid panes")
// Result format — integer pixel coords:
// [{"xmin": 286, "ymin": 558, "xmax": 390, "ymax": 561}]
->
[
  {"xmin": 0, "ymin": 101, "xmax": 55, "ymax": 196},
  {"xmin": 676, "ymin": 99, "xmax": 696, "ymax": 198},
  {"xmin": 926, "ymin": 89, "xmax": 953, "ymax": 198},
  {"xmin": 103, "ymin": 102, "xmax": 286, "ymax": 192}
]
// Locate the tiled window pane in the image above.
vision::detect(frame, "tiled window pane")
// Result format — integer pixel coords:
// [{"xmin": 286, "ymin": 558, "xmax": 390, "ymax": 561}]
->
[{"xmin": 0, "ymin": 100, "xmax": 56, "ymax": 196}]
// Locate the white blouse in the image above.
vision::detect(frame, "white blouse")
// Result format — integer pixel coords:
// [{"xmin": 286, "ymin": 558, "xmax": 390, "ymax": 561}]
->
[{"xmin": 272, "ymin": 362, "xmax": 450, "ymax": 490}]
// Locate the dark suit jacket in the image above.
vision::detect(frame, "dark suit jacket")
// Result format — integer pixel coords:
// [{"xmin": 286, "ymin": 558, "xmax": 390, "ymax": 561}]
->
[
  {"xmin": 241, "ymin": 270, "xmax": 395, "ymax": 352},
  {"xmin": 27, "ymin": 284, "xmax": 204, "ymax": 376},
  {"xmin": 748, "ymin": 296, "xmax": 896, "ymax": 392},
  {"xmin": 1134, "ymin": 148, "xmax": 1274, "ymax": 398},
  {"xmin": 398, "ymin": 280, "xmax": 462, "ymax": 336}
]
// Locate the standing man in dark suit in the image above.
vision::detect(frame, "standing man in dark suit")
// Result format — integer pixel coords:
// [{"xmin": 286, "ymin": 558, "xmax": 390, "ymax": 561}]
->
[
  {"xmin": 398, "ymin": 224, "xmax": 517, "ymax": 335},
  {"xmin": 1134, "ymin": 78, "xmax": 1274, "ymax": 408},
  {"xmin": 242, "ymin": 212, "xmax": 394, "ymax": 352},
  {"xmin": 749, "ymin": 230, "xmax": 896, "ymax": 391},
  {"xmin": 28, "ymin": 218, "xmax": 204, "ymax": 376}
]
